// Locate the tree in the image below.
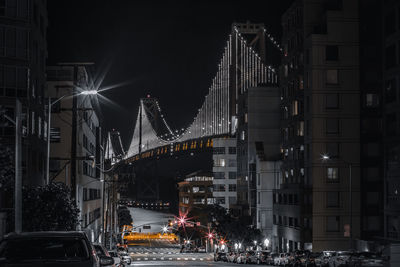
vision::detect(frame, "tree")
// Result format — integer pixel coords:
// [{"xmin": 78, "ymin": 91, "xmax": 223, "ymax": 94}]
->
[
  {"xmin": 22, "ymin": 182, "xmax": 80, "ymax": 231},
  {"xmin": 118, "ymin": 207, "xmax": 132, "ymax": 228}
]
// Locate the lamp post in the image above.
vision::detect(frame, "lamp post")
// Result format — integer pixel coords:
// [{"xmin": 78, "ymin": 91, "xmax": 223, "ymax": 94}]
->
[
  {"xmin": 321, "ymin": 154, "xmax": 352, "ymax": 250},
  {"xmin": 46, "ymin": 90, "xmax": 98, "ymax": 184}
]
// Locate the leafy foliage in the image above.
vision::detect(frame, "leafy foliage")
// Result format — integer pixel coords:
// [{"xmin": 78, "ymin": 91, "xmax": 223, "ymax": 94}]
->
[
  {"xmin": 22, "ymin": 182, "xmax": 80, "ymax": 231},
  {"xmin": 118, "ymin": 206, "xmax": 133, "ymax": 228},
  {"xmin": 0, "ymin": 142, "xmax": 14, "ymax": 189},
  {"xmin": 192, "ymin": 204, "xmax": 263, "ymax": 244}
]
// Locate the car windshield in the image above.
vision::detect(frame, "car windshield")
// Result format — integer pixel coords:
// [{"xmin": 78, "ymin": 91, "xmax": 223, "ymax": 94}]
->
[{"xmin": 0, "ymin": 237, "xmax": 89, "ymax": 262}]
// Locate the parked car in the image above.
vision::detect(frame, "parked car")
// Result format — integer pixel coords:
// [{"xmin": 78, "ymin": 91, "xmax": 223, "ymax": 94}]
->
[
  {"xmin": 236, "ymin": 252, "xmax": 247, "ymax": 264},
  {"xmin": 256, "ymin": 250, "xmax": 270, "ymax": 264},
  {"xmin": 269, "ymin": 252, "xmax": 280, "ymax": 265},
  {"xmin": 348, "ymin": 252, "xmax": 384, "ymax": 267},
  {"xmin": 329, "ymin": 251, "xmax": 353, "ymax": 267},
  {"xmin": 303, "ymin": 252, "xmax": 323, "ymax": 267},
  {"xmin": 243, "ymin": 250, "xmax": 258, "ymax": 264},
  {"xmin": 0, "ymin": 231, "xmax": 114, "ymax": 267},
  {"xmin": 93, "ymin": 243, "xmax": 116, "ymax": 267},
  {"xmin": 118, "ymin": 251, "xmax": 131, "ymax": 265},
  {"xmin": 227, "ymin": 252, "xmax": 238, "ymax": 263},
  {"xmin": 109, "ymin": 251, "xmax": 122, "ymax": 266},
  {"xmin": 315, "ymin": 252, "xmax": 334, "ymax": 267},
  {"xmin": 214, "ymin": 251, "xmax": 228, "ymax": 262},
  {"xmin": 275, "ymin": 253, "xmax": 290, "ymax": 266}
]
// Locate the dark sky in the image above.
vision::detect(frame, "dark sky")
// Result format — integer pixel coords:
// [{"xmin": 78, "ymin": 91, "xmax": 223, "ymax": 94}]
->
[{"xmin": 47, "ymin": 0, "xmax": 293, "ymax": 148}]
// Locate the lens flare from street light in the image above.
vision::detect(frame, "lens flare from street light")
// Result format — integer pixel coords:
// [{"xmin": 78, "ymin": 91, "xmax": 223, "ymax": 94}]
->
[
  {"xmin": 80, "ymin": 90, "xmax": 98, "ymax": 95},
  {"xmin": 162, "ymin": 226, "xmax": 168, "ymax": 233},
  {"xmin": 321, "ymin": 154, "xmax": 330, "ymax": 161}
]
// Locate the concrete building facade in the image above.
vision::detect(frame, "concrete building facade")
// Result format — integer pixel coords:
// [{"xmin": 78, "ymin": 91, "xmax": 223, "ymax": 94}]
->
[
  {"xmin": 0, "ymin": 0, "xmax": 48, "ymax": 236},
  {"xmin": 46, "ymin": 65, "xmax": 104, "ymax": 243},
  {"xmin": 277, "ymin": 0, "xmax": 360, "ymax": 252},
  {"xmin": 212, "ymin": 137, "xmax": 237, "ymax": 210}
]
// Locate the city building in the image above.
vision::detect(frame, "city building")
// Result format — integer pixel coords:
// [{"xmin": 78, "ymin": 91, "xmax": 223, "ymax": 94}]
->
[
  {"xmin": 276, "ymin": 0, "xmax": 360, "ymax": 252},
  {"xmin": 0, "ymin": 0, "xmax": 48, "ymax": 236},
  {"xmin": 46, "ymin": 65, "xmax": 104, "ymax": 243},
  {"xmin": 236, "ymin": 85, "xmax": 281, "ymax": 226},
  {"xmin": 177, "ymin": 171, "xmax": 213, "ymax": 215},
  {"xmin": 359, "ymin": 0, "xmax": 384, "ymax": 245},
  {"xmin": 383, "ymin": 0, "xmax": 400, "ymax": 242},
  {"xmin": 212, "ymin": 137, "xmax": 237, "ymax": 210}
]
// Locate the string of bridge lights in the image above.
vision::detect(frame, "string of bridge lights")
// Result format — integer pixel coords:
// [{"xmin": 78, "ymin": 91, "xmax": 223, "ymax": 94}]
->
[{"xmin": 126, "ymin": 25, "xmax": 282, "ymax": 158}]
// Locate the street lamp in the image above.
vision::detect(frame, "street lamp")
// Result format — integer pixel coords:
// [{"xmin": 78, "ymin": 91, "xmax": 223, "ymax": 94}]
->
[
  {"xmin": 46, "ymin": 90, "xmax": 98, "ymax": 184},
  {"xmin": 264, "ymin": 238, "xmax": 270, "ymax": 248},
  {"xmin": 321, "ymin": 153, "xmax": 353, "ymax": 250}
]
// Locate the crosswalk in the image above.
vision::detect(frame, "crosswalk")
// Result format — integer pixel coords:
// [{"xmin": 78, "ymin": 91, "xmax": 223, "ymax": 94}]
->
[{"xmin": 129, "ymin": 248, "xmax": 213, "ymax": 261}]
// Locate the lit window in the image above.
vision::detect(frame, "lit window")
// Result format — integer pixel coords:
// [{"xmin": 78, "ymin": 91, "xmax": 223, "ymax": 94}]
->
[
  {"xmin": 327, "ymin": 167, "xmax": 339, "ymax": 181},
  {"xmin": 214, "ymin": 158, "xmax": 225, "ymax": 167}
]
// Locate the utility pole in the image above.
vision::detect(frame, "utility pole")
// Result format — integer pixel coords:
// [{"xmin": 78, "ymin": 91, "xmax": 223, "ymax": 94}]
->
[
  {"xmin": 70, "ymin": 66, "xmax": 78, "ymax": 202},
  {"xmin": 139, "ymin": 100, "xmax": 142, "ymax": 154},
  {"xmin": 15, "ymin": 99, "xmax": 22, "ymax": 233}
]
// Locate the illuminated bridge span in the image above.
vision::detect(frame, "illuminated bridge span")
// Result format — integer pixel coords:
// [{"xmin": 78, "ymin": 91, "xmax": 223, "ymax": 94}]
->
[{"xmin": 124, "ymin": 22, "xmax": 281, "ymax": 162}]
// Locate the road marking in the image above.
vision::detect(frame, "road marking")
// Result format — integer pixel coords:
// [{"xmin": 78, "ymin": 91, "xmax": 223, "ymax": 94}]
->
[
  {"xmin": 184, "ymin": 258, "xmax": 188, "ymax": 260},
  {"xmin": 161, "ymin": 257, "xmax": 164, "ymax": 260},
  {"xmin": 152, "ymin": 258, "xmax": 156, "ymax": 260},
  {"xmin": 200, "ymin": 258, "xmax": 203, "ymax": 261},
  {"xmin": 177, "ymin": 258, "xmax": 181, "ymax": 260},
  {"xmin": 192, "ymin": 258, "xmax": 196, "ymax": 260},
  {"xmin": 137, "ymin": 258, "xmax": 141, "ymax": 260},
  {"xmin": 144, "ymin": 258, "xmax": 148, "ymax": 260},
  {"xmin": 169, "ymin": 258, "xmax": 172, "ymax": 260}
]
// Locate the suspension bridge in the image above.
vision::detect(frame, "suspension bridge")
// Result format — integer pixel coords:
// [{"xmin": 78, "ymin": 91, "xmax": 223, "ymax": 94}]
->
[{"xmin": 105, "ymin": 22, "xmax": 281, "ymax": 166}]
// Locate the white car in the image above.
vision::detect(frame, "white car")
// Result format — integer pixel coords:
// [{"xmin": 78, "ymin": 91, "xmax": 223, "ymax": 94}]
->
[
  {"xmin": 109, "ymin": 251, "xmax": 121, "ymax": 266},
  {"xmin": 119, "ymin": 251, "xmax": 131, "ymax": 265},
  {"xmin": 329, "ymin": 251, "xmax": 353, "ymax": 267},
  {"xmin": 274, "ymin": 253, "xmax": 289, "ymax": 266}
]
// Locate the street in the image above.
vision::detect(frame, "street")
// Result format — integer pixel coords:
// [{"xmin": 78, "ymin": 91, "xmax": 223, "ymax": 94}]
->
[
  {"xmin": 129, "ymin": 207, "xmax": 175, "ymax": 233},
  {"xmin": 130, "ymin": 262, "xmax": 272, "ymax": 266}
]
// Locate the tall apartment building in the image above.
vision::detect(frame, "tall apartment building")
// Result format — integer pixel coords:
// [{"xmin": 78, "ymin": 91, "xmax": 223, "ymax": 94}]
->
[
  {"xmin": 237, "ymin": 86, "xmax": 281, "ymax": 225},
  {"xmin": 359, "ymin": 0, "xmax": 384, "ymax": 243},
  {"xmin": 0, "ymin": 0, "xmax": 48, "ymax": 236},
  {"xmin": 46, "ymin": 65, "xmax": 104, "ymax": 242},
  {"xmin": 212, "ymin": 137, "xmax": 237, "ymax": 210},
  {"xmin": 276, "ymin": 0, "xmax": 360, "ymax": 252},
  {"xmin": 383, "ymin": 0, "xmax": 400, "ymax": 242}
]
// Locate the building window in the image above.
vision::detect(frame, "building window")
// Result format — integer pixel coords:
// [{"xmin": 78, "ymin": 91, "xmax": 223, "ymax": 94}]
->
[
  {"xmin": 228, "ymin": 147, "xmax": 236, "ymax": 154},
  {"xmin": 326, "ymin": 94, "xmax": 339, "ymax": 109},
  {"xmin": 385, "ymin": 79, "xmax": 396, "ymax": 103},
  {"xmin": 214, "ymin": 158, "xmax": 225, "ymax": 167},
  {"xmin": 326, "ymin": 45, "xmax": 339, "ymax": 61},
  {"xmin": 327, "ymin": 192, "xmax": 340, "ymax": 207},
  {"xmin": 215, "ymin": 197, "xmax": 225, "ymax": 205},
  {"xmin": 213, "ymin": 172, "xmax": 225, "ymax": 179},
  {"xmin": 213, "ymin": 184, "xmax": 226, "ymax": 192},
  {"xmin": 365, "ymin": 93, "xmax": 379, "ymax": 108},
  {"xmin": 292, "ymin": 100, "xmax": 298, "ymax": 116},
  {"xmin": 326, "ymin": 118, "xmax": 339, "ymax": 134},
  {"xmin": 213, "ymin": 147, "xmax": 225, "ymax": 154},
  {"xmin": 326, "ymin": 216, "xmax": 340, "ymax": 232},
  {"xmin": 228, "ymin": 172, "xmax": 236, "ymax": 179},
  {"xmin": 50, "ymin": 127, "xmax": 61, "ymax": 143},
  {"xmin": 229, "ymin": 184, "xmax": 236, "ymax": 192},
  {"xmin": 326, "ymin": 69, "xmax": 338, "ymax": 84},
  {"xmin": 327, "ymin": 167, "xmax": 339, "ymax": 181},
  {"xmin": 297, "ymin": 121, "xmax": 304, "ymax": 136},
  {"xmin": 326, "ymin": 143, "xmax": 339, "ymax": 158},
  {"xmin": 228, "ymin": 159, "xmax": 236, "ymax": 167}
]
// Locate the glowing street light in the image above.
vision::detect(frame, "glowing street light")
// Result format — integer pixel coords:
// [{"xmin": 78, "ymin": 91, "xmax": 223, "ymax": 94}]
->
[
  {"xmin": 254, "ymin": 240, "xmax": 257, "ymax": 246},
  {"xmin": 162, "ymin": 226, "xmax": 168, "ymax": 233},
  {"xmin": 321, "ymin": 154, "xmax": 330, "ymax": 161},
  {"xmin": 80, "ymin": 90, "xmax": 98, "ymax": 95},
  {"xmin": 264, "ymin": 238, "xmax": 270, "ymax": 247}
]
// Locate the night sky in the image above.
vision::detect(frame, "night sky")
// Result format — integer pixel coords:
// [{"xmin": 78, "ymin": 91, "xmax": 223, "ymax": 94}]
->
[{"xmin": 47, "ymin": 0, "xmax": 293, "ymax": 148}]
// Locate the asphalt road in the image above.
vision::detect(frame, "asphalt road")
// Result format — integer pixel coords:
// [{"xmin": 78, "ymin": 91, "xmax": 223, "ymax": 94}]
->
[
  {"xmin": 129, "ymin": 207, "xmax": 175, "ymax": 233},
  {"xmin": 126, "ymin": 208, "xmax": 273, "ymax": 266}
]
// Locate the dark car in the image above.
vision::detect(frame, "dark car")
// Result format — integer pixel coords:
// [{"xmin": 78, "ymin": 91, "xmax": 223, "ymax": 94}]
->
[
  {"xmin": 256, "ymin": 250, "xmax": 271, "ymax": 265},
  {"xmin": 214, "ymin": 252, "xmax": 228, "ymax": 262},
  {"xmin": 0, "ymin": 231, "xmax": 114, "ymax": 267},
  {"xmin": 245, "ymin": 250, "xmax": 258, "ymax": 264}
]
